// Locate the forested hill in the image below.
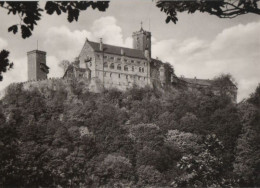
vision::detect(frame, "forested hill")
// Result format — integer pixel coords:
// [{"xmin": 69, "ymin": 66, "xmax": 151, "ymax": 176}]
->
[{"xmin": 0, "ymin": 81, "xmax": 259, "ymax": 187}]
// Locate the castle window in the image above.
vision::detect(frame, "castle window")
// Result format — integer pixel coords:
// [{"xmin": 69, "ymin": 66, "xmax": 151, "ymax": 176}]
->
[
  {"xmin": 110, "ymin": 73, "xmax": 112, "ymax": 77},
  {"xmin": 104, "ymin": 62, "xmax": 108, "ymax": 68},
  {"xmin": 124, "ymin": 65, "xmax": 128, "ymax": 71},
  {"xmin": 124, "ymin": 59, "xmax": 128, "ymax": 63},
  {"xmin": 118, "ymin": 74, "xmax": 121, "ymax": 78},
  {"xmin": 110, "ymin": 56, "xmax": 114, "ymax": 60},
  {"xmin": 144, "ymin": 62, "xmax": 146, "ymax": 66},
  {"xmin": 126, "ymin": 75, "xmax": 128, "ymax": 79},
  {"xmin": 142, "ymin": 67, "xmax": 144, "ymax": 72},
  {"xmin": 117, "ymin": 64, "xmax": 122, "ymax": 70},
  {"xmin": 138, "ymin": 76, "xmax": 140, "ymax": 80},
  {"xmin": 104, "ymin": 56, "xmax": 107, "ymax": 59},
  {"xmin": 139, "ymin": 67, "xmax": 142, "ymax": 72},
  {"xmin": 132, "ymin": 66, "xmax": 134, "ymax": 71},
  {"xmin": 104, "ymin": 72, "xmax": 106, "ymax": 77},
  {"xmin": 110, "ymin": 63, "xmax": 114, "ymax": 69},
  {"xmin": 144, "ymin": 77, "xmax": 145, "ymax": 80},
  {"xmin": 117, "ymin": 57, "xmax": 121, "ymax": 61},
  {"xmin": 131, "ymin": 60, "xmax": 134, "ymax": 63}
]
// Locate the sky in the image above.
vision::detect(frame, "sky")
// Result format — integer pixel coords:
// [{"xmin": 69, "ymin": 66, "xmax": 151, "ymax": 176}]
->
[{"xmin": 0, "ymin": 0, "xmax": 259, "ymax": 101}]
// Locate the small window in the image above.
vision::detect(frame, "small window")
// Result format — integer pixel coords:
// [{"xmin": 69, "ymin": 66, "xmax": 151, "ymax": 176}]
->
[
  {"xmin": 104, "ymin": 72, "xmax": 106, "ymax": 77},
  {"xmin": 137, "ymin": 61, "xmax": 140, "ymax": 64},
  {"xmin": 110, "ymin": 56, "xmax": 114, "ymax": 60},
  {"xmin": 144, "ymin": 62, "xmax": 146, "ymax": 66},
  {"xmin": 110, "ymin": 63, "xmax": 114, "ymax": 69},
  {"xmin": 104, "ymin": 62, "xmax": 108, "ymax": 68},
  {"xmin": 139, "ymin": 67, "xmax": 142, "ymax": 72},
  {"xmin": 118, "ymin": 74, "xmax": 120, "ymax": 78},
  {"xmin": 117, "ymin": 64, "xmax": 121, "ymax": 70},
  {"xmin": 110, "ymin": 73, "xmax": 112, "ymax": 77},
  {"xmin": 132, "ymin": 66, "xmax": 134, "ymax": 71},
  {"xmin": 104, "ymin": 56, "xmax": 108, "ymax": 59},
  {"xmin": 144, "ymin": 77, "xmax": 145, "ymax": 80},
  {"xmin": 124, "ymin": 65, "xmax": 128, "ymax": 71},
  {"xmin": 131, "ymin": 60, "xmax": 134, "ymax": 63},
  {"xmin": 117, "ymin": 57, "xmax": 121, "ymax": 61},
  {"xmin": 124, "ymin": 59, "xmax": 127, "ymax": 62},
  {"xmin": 126, "ymin": 75, "xmax": 128, "ymax": 79},
  {"xmin": 138, "ymin": 76, "xmax": 140, "ymax": 80},
  {"xmin": 142, "ymin": 67, "xmax": 144, "ymax": 72}
]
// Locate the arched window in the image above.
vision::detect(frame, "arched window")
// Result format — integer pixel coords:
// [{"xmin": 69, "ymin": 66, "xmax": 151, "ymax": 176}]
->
[
  {"xmin": 139, "ymin": 67, "xmax": 142, "ymax": 72},
  {"xmin": 117, "ymin": 64, "xmax": 121, "ymax": 70},
  {"xmin": 124, "ymin": 65, "xmax": 128, "ymax": 71},
  {"xmin": 104, "ymin": 62, "xmax": 108, "ymax": 68},
  {"xmin": 132, "ymin": 66, "xmax": 134, "ymax": 71},
  {"xmin": 142, "ymin": 67, "xmax": 144, "ymax": 72},
  {"xmin": 110, "ymin": 63, "xmax": 114, "ymax": 69}
]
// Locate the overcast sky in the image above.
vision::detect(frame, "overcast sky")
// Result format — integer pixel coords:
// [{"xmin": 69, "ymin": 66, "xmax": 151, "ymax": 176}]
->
[{"xmin": 0, "ymin": 0, "xmax": 259, "ymax": 101}]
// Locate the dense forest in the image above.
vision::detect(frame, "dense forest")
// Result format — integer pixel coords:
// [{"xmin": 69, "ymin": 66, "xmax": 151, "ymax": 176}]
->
[{"xmin": 0, "ymin": 79, "xmax": 259, "ymax": 187}]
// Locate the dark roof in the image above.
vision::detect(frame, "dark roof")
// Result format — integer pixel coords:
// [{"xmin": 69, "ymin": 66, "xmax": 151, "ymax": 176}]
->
[
  {"xmin": 180, "ymin": 78, "xmax": 214, "ymax": 86},
  {"xmin": 87, "ymin": 41, "xmax": 146, "ymax": 59}
]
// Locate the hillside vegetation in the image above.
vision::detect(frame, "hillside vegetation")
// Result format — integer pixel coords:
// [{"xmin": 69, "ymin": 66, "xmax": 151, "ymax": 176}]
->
[{"xmin": 0, "ymin": 80, "xmax": 259, "ymax": 187}]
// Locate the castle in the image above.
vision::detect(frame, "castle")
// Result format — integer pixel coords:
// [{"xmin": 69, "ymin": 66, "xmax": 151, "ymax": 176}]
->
[{"xmin": 27, "ymin": 26, "xmax": 237, "ymax": 102}]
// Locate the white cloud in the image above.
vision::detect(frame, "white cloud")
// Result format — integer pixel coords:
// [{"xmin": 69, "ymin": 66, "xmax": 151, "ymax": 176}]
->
[
  {"xmin": 0, "ymin": 37, "xmax": 8, "ymax": 49},
  {"xmin": 0, "ymin": 57, "xmax": 27, "ymax": 92},
  {"xmin": 152, "ymin": 21, "xmax": 260, "ymax": 101}
]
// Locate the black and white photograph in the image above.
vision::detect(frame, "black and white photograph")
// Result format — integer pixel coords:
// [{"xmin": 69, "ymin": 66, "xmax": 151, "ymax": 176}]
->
[{"xmin": 0, "ymin": 0, "xmax": 259, "ymax": 187}]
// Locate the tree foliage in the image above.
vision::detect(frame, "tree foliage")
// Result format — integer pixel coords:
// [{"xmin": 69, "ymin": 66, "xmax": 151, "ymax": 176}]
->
[
  {"xmin": 0, "ymin": 78, "xmax": 259, "ymax": 187},
  {"xmin": 0, "ymin": 50, "xmax": 13, "ymax": 81},
  {"xmin": 157, "ymin": 0, "xmax": 260, "ymax": 24}
]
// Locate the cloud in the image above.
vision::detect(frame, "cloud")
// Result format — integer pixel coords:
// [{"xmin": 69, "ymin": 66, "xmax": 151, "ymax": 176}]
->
[
  {"xmin": 0, "ymin": 37, "xmax": 8, "ymax": 49},
  {"xmin": 152, "ymin": 21, "xmax": 260, "ymax": 101},
  {"xmin": 42, "ymin": 16, "xmax": 132, "ymax": 78},
  {"xmin": 0, "ymin": 57, "xmax": 27, "ymax": 93}
]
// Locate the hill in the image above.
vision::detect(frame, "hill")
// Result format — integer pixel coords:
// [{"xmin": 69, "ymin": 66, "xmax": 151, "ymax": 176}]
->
[{"xmin": 0, "ymin": 80, "xmax": 259, "ymax": 187}]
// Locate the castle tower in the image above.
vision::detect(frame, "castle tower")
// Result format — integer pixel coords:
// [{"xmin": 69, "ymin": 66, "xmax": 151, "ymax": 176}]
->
[
  {"xmin": 132, "ymin": 24, "xmax": 151, "ymax": 58},
  {"xmin": 27, "ymin": 50, "xmax": 49, "ymax": 81}
]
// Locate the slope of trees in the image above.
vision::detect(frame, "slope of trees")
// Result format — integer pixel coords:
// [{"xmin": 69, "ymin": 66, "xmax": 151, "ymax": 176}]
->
[{"xmin": 0, "ymin": 81, "xmax": 259, "ymax": 187}]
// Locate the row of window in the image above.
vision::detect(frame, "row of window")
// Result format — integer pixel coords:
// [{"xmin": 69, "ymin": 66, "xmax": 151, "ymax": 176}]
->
[
  {"xmin": 97, "ymin": 55, "xmax": 146, "ymax": 65},
  {"xmin": 104, "ymin": 62, "xmax": 145, "ymax": 73},
  {"xmin": 104, "ymin": 72, "xmax": 146, "ymax": 80}
]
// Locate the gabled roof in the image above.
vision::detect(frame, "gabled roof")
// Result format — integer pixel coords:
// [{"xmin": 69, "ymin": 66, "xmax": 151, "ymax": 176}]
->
[
  {"xmin": 180, "ymin": 77, "xmax": 236, "ymax": 87},
  {"xmin": 87, "ymin": 41, "xmax": 146, "ymax": 59}
]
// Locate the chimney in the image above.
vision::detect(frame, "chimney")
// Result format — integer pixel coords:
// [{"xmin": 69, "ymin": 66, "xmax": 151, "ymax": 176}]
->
[
  {"xmin": 121, "ymin": 48, "xmax": 124, "ymax": 55},
  {"xmin": 100, "ymin": 38, "xmax": 103, "ymax": 51}
]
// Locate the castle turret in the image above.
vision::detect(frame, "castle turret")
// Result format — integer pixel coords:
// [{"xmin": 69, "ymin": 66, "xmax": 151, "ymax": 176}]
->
[
  {"xmin": 132, "ymin": 25, "xmax": 151, "ymax": 59},
  {"xmin": 27, "ymin": 50, "xmax": 49, "ymax": 81}
]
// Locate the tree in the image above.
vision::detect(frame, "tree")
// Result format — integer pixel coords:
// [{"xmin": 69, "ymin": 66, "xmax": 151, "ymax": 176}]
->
[
  {"xmin": 248, "ymin": 83, "xmax": 260, "ymax": 108},
  {"xmin": 157, "ymin": 0, "xmax": 260, "ymax": 24},
  {"xmin": 233, "ymin": 102, "xmax": 260, "ymax": 186},
  {"xmin": 0, "ymin": 50, "xmax": 13, "ymax": 81},
  {"xmin": 59, "ymin": 60, "xmax": 70, "ymax": 74}
]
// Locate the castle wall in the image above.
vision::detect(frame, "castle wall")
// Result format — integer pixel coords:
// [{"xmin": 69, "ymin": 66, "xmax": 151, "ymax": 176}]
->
[{"xmin": 93, "ymin": 52, "xmax": 150, "ymax": 90}]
